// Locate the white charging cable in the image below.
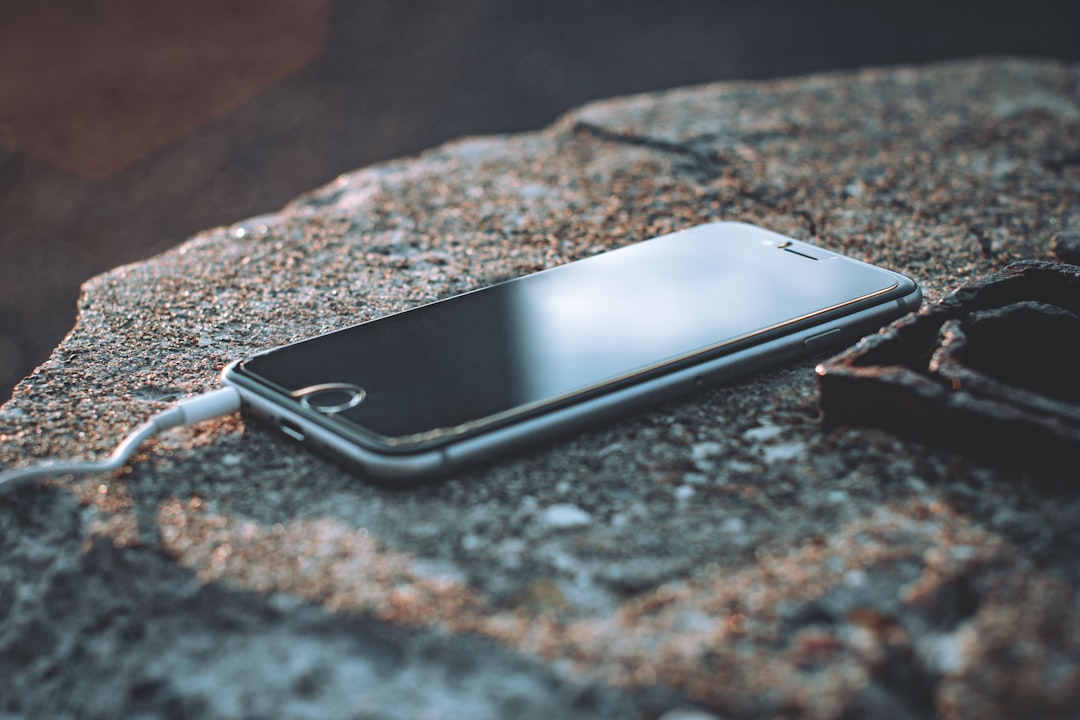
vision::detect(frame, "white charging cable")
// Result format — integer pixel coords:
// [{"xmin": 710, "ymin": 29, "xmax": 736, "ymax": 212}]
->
[{"xmin": 0, "ymin": 387, "xmax": 242, "ymax": 495}]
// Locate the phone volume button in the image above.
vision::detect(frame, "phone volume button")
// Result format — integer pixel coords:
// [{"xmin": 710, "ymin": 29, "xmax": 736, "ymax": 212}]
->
[
  {"xmin": 802, "ymin": 328, "xmax": 843, "ymax": 352},
  {"xmin": 279, "ymin": 419, "xmax": 306, "ymax": 443}
]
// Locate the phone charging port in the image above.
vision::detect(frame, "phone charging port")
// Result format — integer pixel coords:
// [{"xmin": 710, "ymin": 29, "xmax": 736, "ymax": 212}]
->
[{"xmin": 279, "ymin": 419, "xmax": 305, "ymax": 442}]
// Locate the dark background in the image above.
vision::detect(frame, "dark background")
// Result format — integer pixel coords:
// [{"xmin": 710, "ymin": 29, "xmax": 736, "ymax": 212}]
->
[{"xmin": 2, "ymin": 0, "xmax": 1078, "ymax": 402}]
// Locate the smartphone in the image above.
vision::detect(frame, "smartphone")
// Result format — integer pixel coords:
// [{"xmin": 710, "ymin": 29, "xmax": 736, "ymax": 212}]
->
[{"xmin": 222, "ymin": 222, "xmax": 920, "ymax": 483}]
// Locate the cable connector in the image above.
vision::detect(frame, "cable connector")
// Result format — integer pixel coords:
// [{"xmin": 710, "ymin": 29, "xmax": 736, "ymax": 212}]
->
[{"xmin": 0, "ymin": 386, "xmax": 242, "ymax": 495}]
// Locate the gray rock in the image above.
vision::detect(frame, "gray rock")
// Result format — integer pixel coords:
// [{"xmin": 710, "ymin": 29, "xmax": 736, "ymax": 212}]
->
[{"xmin": 3, "ymin": 58, "xmax": 1080, "ymax": 719}]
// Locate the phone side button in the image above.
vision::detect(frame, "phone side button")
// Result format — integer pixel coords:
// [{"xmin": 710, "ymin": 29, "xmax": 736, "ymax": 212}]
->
[
  {"xmin": 802, "ymin": 328, "xmax": 843, "ymax": 352},
  {"xmin": 279, "ymin": 419, "xmax": 306, "ymax": 443}
]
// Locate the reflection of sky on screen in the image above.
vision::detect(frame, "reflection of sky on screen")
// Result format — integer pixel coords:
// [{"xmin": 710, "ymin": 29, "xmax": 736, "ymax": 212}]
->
[{"xmin": 511, "ymin": 226, "xmax": 893, "ymax": 399}]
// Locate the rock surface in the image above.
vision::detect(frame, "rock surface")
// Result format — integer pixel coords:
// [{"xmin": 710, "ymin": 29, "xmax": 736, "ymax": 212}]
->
[{"xmin": 3, "ymin": 58, "xmax": 1080, "ymax": 719}]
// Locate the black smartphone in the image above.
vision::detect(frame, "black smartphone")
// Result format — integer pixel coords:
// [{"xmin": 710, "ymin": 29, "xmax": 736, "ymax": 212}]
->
[{"xmin": 223, "ymin": 222, "xmax": 920, "ymax": 483}]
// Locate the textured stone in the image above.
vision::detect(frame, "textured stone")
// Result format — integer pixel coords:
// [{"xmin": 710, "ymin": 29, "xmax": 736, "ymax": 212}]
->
[
  {"xmin": 1054, "ymin": 232, "xmax": 1080, "ymax": 263},
  {"xmin": 1052, "ymin": 210, "xmax": 1080, "ymax": 263},
  {"xmin": 2, "ymin": 58, "xmax": 1080, "ymax": 719}
]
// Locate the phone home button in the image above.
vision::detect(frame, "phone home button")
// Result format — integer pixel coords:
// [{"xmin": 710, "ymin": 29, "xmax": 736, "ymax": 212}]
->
[{"xmin": 293, "ymin": 383, "xmax": 367, "ymax": 415}]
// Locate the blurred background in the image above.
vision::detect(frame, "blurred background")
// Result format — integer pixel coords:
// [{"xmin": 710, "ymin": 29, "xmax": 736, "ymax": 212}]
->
[{"xmin": 2, "ymin": 0, "xmax": 1078, "ymax": 402}]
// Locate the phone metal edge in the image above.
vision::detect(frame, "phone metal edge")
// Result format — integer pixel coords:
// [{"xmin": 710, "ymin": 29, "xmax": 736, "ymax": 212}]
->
[{"xmin": 222, "ymin": 278, "xmax": 920, "ymax": 484}]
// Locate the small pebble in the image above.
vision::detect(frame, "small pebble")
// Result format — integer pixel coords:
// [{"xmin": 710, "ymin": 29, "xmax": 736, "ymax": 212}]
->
[
  {"xmin": 539, "ymin": 504, "xmax": 592, "ymax": 529},
  {"xmin": 658, "ymin": 707, "xmax": 726, "ymax": 720},
  {"xmin": 762, "ymin": 442, "xmax": 804, "ymax": 462},
  {"xmin": 925, "ymin": 630, "xmax": 969, "ymax": 674},
  {"xmin": 691, "ymin": 442, "xmax": 724, "ymax": 460},
  {"xmin": 844, "ymin": 569, "xmax": 867, "ymax": 587},
  {"xmin": 673, "ymin": 485, "xmax": 695, "ymax": 501},
  {"xmin": 743, "ymin": 424, "xmax": 782, "ymax": 442},
  {"xmin": 721, "ymin": 517, "xmax": 746, "ymax": 535}
]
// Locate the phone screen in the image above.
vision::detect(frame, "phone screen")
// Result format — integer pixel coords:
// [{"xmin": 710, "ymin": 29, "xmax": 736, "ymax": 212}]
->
[{"xmin": 236, "ymin": 225, "xmax": 900, "ymax": 445}]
